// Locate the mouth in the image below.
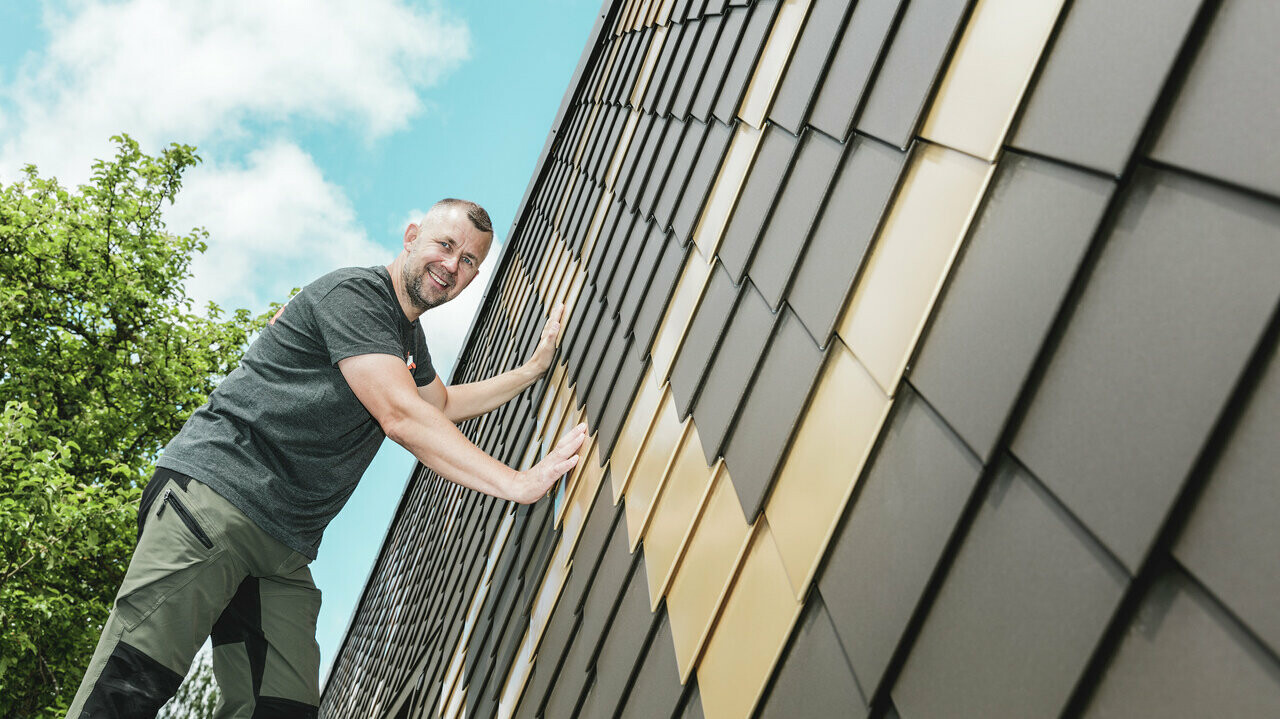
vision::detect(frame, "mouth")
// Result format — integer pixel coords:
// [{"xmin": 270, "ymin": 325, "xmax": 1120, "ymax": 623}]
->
[{"xmin": 426, "ymin": 267, "xmax": 453, "ymax": 290}]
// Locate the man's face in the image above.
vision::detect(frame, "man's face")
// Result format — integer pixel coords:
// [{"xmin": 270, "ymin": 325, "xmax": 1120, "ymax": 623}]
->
[{"xmin": 402, "ymin": 206, "xmax": 491, "ymax": 312}]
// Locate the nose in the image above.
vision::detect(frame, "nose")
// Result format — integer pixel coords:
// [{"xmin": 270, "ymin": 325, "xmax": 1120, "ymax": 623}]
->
[{"xmin": 440, "ymin": 253, "xmax": 459, "ymax": 274}]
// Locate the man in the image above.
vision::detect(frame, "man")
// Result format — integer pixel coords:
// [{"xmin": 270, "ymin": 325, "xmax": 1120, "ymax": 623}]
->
[{"xmin": 68, "ymin": 199, "xmax": 586, "ymax": 717}]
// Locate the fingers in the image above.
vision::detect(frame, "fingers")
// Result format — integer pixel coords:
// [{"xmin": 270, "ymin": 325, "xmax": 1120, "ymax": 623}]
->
[{"xmin": 542, "ymin": 303, "xmax": 565, "ymax": 343}]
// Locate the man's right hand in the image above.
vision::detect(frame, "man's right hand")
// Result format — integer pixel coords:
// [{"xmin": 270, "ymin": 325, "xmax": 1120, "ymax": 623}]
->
[{"xmin": 511, "ymin": 422, "xmax": 588, "ymax": 504}]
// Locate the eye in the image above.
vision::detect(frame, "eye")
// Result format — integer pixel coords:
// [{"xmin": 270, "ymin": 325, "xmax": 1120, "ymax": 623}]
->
[
  {"xmin": 462, "ymin": 256, "xmax": 474, "ymax": 266},
  {"xmin": 439, "ymin": 241, "xmax": 451, "ymax": 250}
]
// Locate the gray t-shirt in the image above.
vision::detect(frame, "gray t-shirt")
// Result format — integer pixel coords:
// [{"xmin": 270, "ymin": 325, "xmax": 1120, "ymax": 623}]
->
[{"xmin": 158, "ymin": 265, "xmax": 435, "ymax": 559}]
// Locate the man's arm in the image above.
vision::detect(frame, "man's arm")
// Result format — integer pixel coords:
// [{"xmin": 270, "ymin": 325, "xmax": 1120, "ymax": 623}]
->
[
  {"xmin": 419, "ymin": 304, "xmax": 563, "ymax": 423},
  {"xmin": 339, "ymin": 351, "xmax": 584, "ymax": 504}
]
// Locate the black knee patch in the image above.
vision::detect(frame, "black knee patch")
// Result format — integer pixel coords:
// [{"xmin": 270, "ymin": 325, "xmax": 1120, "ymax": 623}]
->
[
  {"xmin": 212, "ymin": 577, "xmax": 268, "ymax": 697},
  {"xmin": 252, "ymin": 696, "xmax": 319, "ymax": 718},
  {"xmin": 80, "ymin": 641, "xmax": 183, "ymax": 718}
]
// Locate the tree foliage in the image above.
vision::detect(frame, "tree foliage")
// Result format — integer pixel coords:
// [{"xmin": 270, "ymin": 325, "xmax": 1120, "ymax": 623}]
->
[
  {"xmin": 0, "ymin": 136, "xmax": 270, "ymax": 716},
  {"xmin": 158, "ymin": 644, "xmax": 220, "ymax": 719}
]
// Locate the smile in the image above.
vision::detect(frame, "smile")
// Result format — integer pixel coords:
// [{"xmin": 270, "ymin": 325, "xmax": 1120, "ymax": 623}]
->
[{"xmin": 427, "ymin": 268, "xmax": 452, "ymax": 289}]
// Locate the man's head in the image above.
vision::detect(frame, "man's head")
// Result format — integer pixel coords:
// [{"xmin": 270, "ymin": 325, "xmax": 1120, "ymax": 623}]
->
[{"xmin": 399, "ymin": 199, "xmax": 493, "ymax": 313}]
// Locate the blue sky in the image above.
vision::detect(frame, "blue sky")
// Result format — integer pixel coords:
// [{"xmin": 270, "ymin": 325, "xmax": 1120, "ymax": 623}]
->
[{"xmin": 0, "ymin": 0, "xmax": 600, "ymax": 683}]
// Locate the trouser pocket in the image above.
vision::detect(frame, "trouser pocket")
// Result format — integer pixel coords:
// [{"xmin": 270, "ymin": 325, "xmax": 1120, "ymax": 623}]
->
[{"xmin": 115, "ymin": 479, "xmax": 224, "ymax": 631}]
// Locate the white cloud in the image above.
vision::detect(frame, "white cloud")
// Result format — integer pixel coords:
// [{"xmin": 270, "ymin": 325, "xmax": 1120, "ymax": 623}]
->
[
  {"xmin": 165, "ymin": 141, "xmax": 388, "ymax": 313},
  {"xmin": 0, "ymin": 0, "xmax": 469, "ymax": 184},
  {"xmin": 394, "ymin": 207, "xmax": 426, "ymax": 239}
]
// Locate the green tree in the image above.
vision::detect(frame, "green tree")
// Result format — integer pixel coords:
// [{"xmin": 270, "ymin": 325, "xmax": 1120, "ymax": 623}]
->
[
  {"xmin": 0, "ymin": 135, "xmax": 271, "ymax": 716},
  {"xmin": 158, "ymin": 643, "xmax": 220, "ymax": 719}
]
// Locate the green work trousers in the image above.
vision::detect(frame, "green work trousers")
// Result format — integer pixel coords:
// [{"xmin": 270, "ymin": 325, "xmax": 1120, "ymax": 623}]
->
[{"xmin": 67, "ymin": 469, "xmax": 322, "ymax": 718}]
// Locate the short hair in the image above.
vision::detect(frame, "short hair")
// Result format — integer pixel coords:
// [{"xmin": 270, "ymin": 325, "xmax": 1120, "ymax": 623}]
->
[{"xmin": 428, "ymin": 198, "xmax": 493, "ymax": 234}]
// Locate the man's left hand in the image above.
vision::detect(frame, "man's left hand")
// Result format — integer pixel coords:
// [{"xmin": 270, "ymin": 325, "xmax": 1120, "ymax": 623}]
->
[{"xmin": 526, "ymin": 302, "xmax": 563, "ymax": 376}]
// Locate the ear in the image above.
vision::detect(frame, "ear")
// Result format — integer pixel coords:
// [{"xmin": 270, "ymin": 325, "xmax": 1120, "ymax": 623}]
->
[{"xmin": 403, "ymin": 222, "xmax": 419, "ymax": 250}]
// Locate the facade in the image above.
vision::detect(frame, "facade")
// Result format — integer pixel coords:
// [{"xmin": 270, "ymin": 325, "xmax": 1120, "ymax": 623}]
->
[{"xmin": 322, "ymin": 0, "xmax": 1280, "ymax": 717}]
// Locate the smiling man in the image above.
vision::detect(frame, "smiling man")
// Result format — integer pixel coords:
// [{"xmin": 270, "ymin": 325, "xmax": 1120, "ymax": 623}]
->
[{"xmin": 67, "ymin": 199, "xmax": 585, "ymax": 718}]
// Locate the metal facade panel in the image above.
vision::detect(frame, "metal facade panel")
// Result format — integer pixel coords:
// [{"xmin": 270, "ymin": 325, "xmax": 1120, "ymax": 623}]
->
[
  {"xmin": 807, "ymin": 0, "xmax": 903, "ymax": 141},
  {"xmin": 717, "ymin": 123, "xmax": 800, "ymax": 283},
  {"xmin": 815, "ymin": 387, "xmax": 977, "ymax": 695},
  {"xmin": 582, "ymin": 560, "xmax": 662, "ymax": 719},
  {"xmin": 643, "ymin": 429, "xmax": 717, "ymax": 607},
  {"xmin": 713, "ymin": 0, "xmax": 780, "ymax": 124},
  {"xmin": 738, "ymin": 0, "xmax": 813, "ymax": 128},
  {"xmin": 691, "ymin": 280, "xmax": 778, "ymax": 465},
  {"xmin": 672, "ymin": 119, "xmax": 735, "ymax": 244},
  {"xmin": 667, "ymin": 261, "xmax": 738, "ymax": 419},
  {"xmin": 623, "ymin": 390, "xmax": 685, "ymax": 546},
  {"xmin": 634, "ymin": 234, "xmax": 689, "ymax": 356},
  {"xmin": 1012, "ymin": 168, "xmax": 1280, "ymax": 571},
  {"xmin": 893, "ymin": 458, "xmax": 1128, "ymax": 719},
  {"xmin": 665, "ymin": 468, "xmax": 751, "ymax": 681},
  {"xmin": 1084, "ymin": 570, "xmax": 1280, "ymax": 718},
  {"xmin": 910, "ymin": 152, "xmax": 1113, "ymax": 460},
  {"xmin": 1175, "ymin": 347, "xmax": 1280, "ymax": 654},
  {"xmin": 748, "ymin": 128, "xmax": 844, "ymax": 310},
  {"xmin": 767, "ymin": 0, "xmax": 854, "ymax": 135},
  {"xmin": 1150, "ymin": 0, "xmax": 1280, "ymax": 198},
  {"xmin": 759, "ymin": 593, "xmax": 869, "ymax": 719},
  {"xmin": 837, "ymin": 142, "xmax": 993, "ymax": 395},
  {"xmin": 692, "ymin": 7, "xmax": 749, "ymax": 121},
  {"xmin": 696, "ymin": 520, "xmax": 804, "ymax": 719},
  {"xmin": 919, "ymin": 0, "xmax": 1065, "ymax": 161},
  {"xmin": 675, "ymin": 15, "xmax": 725, "ymax": 119},
  {"xmin": 617, "ymin": 614, "xmax": 685, "ymax": 719},
  {"xmin": 656, "ymin": 120, "xmax": 710, "ymax": 229},
  {"xmin": 722, "ymin": 308, "xmax": 826, "ymax": 523},
  {"xmin": 787, "ymin": 134, "xmax": 905, "ymax": 346},
  {"xmin": 1012, "ymin": 0, "xmax": 1202, "ymax": 176},
  {"xmin": 855, "ymin": 0, "xmax": 970, "ymax": 149}
]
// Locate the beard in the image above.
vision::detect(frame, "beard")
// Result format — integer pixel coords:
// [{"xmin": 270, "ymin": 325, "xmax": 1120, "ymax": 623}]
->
[{"xmin": 403, "ymin": 263, "xmax": 450, "ymax": 312}]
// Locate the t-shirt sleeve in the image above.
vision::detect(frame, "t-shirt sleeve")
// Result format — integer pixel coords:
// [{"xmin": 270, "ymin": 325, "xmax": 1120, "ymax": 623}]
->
[
  {"xmin": 411, "ymin": 325, "xmax": 437, "ymax": 387},
  {"xmin": 313, "ymin": 280, "xmax": 405, "ymax": 366}
]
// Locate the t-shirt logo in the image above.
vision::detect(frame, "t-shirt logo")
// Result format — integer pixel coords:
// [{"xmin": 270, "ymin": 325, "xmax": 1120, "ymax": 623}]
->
[
  {"xmin": 406, "ymin": 353, "xmax": 416, "ymax": 370},
  {"xmin": 269, "ymin": 301, "xmax": 289, "ymax": 326}
]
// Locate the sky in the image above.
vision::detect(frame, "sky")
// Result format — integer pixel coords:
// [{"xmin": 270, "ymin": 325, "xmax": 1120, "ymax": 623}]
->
[{"xmin": 0, "ymin": 0, "xmax": 601, "ymax": 684}]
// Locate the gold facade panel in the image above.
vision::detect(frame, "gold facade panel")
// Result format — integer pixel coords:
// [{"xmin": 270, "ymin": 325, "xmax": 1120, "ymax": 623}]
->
[
  {"xmin": 644, "ymin": 448, "xmax": 720, "ymax": 610},
  {"xmin": 921, "ymin": 0, "xmax": 1065, "ymax": 161},
  {"xmin": 624, "ymin": 391, "xmax": 685, "ymax": 548},
  {"xmin": 631, "ymin": 26, "xmax": 670, "ymax": 108},
  {"xmin": 693, "ymin": 123, "xmax": 763, "ymax": 258},
  {"xmin": 558, "ymin": 434, "xmax": 601, "ymax": 526},
  {"xmin": 554, "ymin": 171, "xmax": 579, "ymax": 229},
  {"xmin": 609, "ymin": 367, "xmax": 664, "ymax": 503},
  {"xmin": 645, "ymin": 0, "xmax": 662, "ymax": 28},
  {"xmin": 580, "ymin": 190, "xmax": 614, "ymax": 264},
  {"xmin": 738, "ymin": 0, "xmax": 813, "ymax": 128},
  {"xmin": 696, "ymin": 519, "xmax": 804, "ymax": 719},
  {"xmin": 650, "ymin": 243, "xmax": 713, "ymax": 383},
  {"xmin": 837, "ymin": 142, "xmax": 993, "ymax": 395},
  {"xmin": 665, "ymin": 469, "xmax": 752, "ymax": 682},
  {"xmin": 543, "ymin": 236, "xmax": 571, "ymax": 310},
  {"xmin": 560, "ymin": 443, "xmax": 608, "ymax": 560},
  {"xmin": 766, "ymin": 341, "xmax": 892, "ymax": 598},
  {"xmin": 528, "ymin": 534, "xmax": 575, "ymax": 652},
  {"xmin": 657, "ymin": 0, "xmax": 677, "ymax": 26},
  {"xmin": 607, "ymin": 110, "xmax": 642, "ymax": 190},
  {"xmin": 559, "ymin": 263, "xmax": 588, "ymax": 323},
  {"xmin": 534, "ymin": 363, "xmax": 568, "ymax": 440}
]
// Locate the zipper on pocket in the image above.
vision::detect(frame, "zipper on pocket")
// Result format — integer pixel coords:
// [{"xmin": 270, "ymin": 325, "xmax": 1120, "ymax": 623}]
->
[{"xmin": 156, "ymin": 489, "xmax": 215, "ymax": 549}]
